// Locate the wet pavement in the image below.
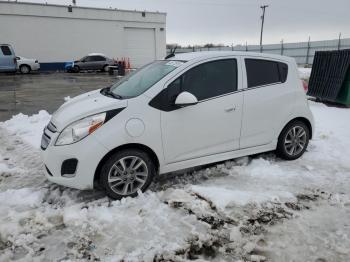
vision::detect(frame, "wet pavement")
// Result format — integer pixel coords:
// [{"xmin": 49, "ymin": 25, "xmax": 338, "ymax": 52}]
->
[{"xmin": 0, "ymin": 72, "xmax": 117, "ymax": 121}]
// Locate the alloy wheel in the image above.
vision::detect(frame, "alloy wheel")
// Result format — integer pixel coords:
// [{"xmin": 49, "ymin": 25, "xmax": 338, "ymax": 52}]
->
[
  {"xmin": 107, "ymin": 156, "xmax": 148, "ymax": 196},
  {"xmin": 284, "ymin": 126, "xmax": 307, "ymax": 156},
  {"xmin": 21, "ymin": 65, "xmax": 30, "ymax": 74}
]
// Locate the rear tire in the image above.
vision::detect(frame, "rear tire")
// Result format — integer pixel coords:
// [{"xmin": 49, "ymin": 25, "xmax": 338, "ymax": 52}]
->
[
  {"xmin": 276, "ymin": 120, "xmax": 310, "ymax": 160},
  {"xmin": 20, "ymin": 65, "xmax": 31, "ymax": 74},
  {"xmin": 102, "ymin": 65, "xmax": 109, "ymax": 72},
  {"xmin": 100, "ymin": 149, "xmax": 156, "ymax": 200}
]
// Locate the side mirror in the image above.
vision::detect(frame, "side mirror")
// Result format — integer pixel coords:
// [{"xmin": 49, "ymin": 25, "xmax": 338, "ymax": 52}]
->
[{"xmin": 174, "ymin": 92, "xmax": 198, "ymax": 107}]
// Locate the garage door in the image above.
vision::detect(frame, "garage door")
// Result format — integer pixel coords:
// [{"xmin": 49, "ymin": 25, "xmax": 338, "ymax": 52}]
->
[{"xmin": 124, "ymin": 28, "xmax": 156, "ymax": 68}]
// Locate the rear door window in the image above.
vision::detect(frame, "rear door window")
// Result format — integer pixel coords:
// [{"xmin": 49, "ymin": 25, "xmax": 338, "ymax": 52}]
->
[
  {"xmin": 245, "ymin": 59, "xmax": 288, "ymax": 88},
  {"xmin": 1, "ymin": 46, "xmax": 12, "ymax": 56}
]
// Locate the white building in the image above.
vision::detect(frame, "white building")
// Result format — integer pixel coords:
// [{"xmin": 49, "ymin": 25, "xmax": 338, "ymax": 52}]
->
[{"xmin": 0, "ymin": 1, "xmax": 166, "ymax": 69}]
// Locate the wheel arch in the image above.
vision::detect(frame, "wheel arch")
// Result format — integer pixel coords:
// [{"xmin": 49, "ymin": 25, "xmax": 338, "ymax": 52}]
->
[
  {"xmin": 93, "ymin": 143, "xmax": 160, "ymax": 189},
  {"xmin": 19, "ymin": 64, "xmax": 31, "ymax": 70},
  {"xmin": 279, "ymin": 117, "xmax": 313, "ymax": 140}
]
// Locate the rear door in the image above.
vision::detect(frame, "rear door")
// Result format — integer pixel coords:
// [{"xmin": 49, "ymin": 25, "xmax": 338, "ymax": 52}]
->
[
  {"xmin": 90, "ymin": 55, "xmax": 106, "ymax": 70},
  {"xmin": 160, "ymin": 58, "xmax": 244, "ymax": 164},
  {"xmin": 0, "ymin": 45, "xmax": 15, "ymax": 71},
  {"xmin": 240, "ymin": 57, "xmax": 293, "ymax": 148}
]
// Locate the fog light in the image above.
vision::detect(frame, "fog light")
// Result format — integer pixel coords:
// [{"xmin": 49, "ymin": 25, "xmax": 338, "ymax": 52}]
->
[{"xmin": 61, "ymin": 159, "xmax": 78, "ymax": 177}]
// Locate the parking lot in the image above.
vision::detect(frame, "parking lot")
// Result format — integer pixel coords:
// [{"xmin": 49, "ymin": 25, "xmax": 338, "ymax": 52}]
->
[{"xmin": 0, "ymin": 72, "xmax": 116, "ymax": 121}]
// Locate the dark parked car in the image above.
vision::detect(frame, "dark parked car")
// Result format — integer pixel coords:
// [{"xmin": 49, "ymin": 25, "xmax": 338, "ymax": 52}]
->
[{"xmin": 69, "ymin": 53, "xmax": 115, "ymax": 73}]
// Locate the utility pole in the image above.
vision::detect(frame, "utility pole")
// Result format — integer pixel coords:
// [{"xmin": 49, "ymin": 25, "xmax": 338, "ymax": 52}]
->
[
  {"xmin": 280, "ymin": 39, "xmax": 284, "ymax": 55},
  {"xmin": 338, "ymin": 32, "xmax": 342, "ymax": 50},
  {"xmin": 306, "ymin": 36, "xmax": 311, "ymax": 66},
  {"xmin": 259, "ymin": 5, "xmax": 268, "ymax": 53}
]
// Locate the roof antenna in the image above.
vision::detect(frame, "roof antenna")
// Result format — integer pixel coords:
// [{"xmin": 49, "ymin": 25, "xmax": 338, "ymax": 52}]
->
[{"xmin": 165, "ymin": 45, "xmax": 177, "ymax": 59}]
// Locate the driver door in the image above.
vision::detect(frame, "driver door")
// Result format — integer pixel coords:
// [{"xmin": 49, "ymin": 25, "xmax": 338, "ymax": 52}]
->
[
  {"xmin": 160, "ymin": 58, "xmax": 243, "ymax": 164},
  {"xmin": 80, "ymin": 56, "xmax": 93, "ymax": 70}
]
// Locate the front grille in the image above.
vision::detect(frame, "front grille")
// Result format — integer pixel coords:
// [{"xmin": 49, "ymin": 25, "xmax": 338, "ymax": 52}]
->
[
  {"xmin": 47, "ymin": 122, "xmax": 57, "ymax": 133},
  {"xmin": 41, "ymin": 132, "xmax": 51, "ymax": 150},
  {"xmin": 41, "ymin": 122, "xmax": 57, "ymax": 150}
]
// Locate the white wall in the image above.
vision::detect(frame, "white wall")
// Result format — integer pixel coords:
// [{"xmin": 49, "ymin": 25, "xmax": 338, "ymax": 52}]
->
[{"xmin": 0, "ymin": 1, "xmax": 166, "ymax": 66}]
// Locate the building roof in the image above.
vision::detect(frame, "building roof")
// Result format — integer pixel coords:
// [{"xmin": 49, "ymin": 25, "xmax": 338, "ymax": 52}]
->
[{"xmin": 0, "ymin": 0, "xmax": 166, "ymax": 15}]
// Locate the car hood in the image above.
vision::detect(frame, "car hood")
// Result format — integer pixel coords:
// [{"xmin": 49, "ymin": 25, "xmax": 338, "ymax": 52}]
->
[{"xmin": 51, "ymin": 89, "xmax": 128, "ymax": 131}]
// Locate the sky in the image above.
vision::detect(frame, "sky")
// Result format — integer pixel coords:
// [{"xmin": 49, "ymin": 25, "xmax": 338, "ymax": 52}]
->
[{"xmin": 22, "ymin": 0, "xmax": 350, "ymax": 46}]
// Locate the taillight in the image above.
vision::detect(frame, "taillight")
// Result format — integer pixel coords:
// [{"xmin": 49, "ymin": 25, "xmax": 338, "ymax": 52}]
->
[
  {"xmin": 302, "ymin": 80, "xmax": 308, "ymax": 93},
  {"xmin": 14, "ymin": 58, "xmax": 17, "ymax": 64}
]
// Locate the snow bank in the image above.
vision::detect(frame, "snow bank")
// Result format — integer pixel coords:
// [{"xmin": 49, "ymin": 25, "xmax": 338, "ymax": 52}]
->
[
  {"xmin": 298, "ymin": 67, "xmax": 312, "ymax": 80},
  {"xmin": 191, "ymin": 185, "xmax": 295, "ymax": 208},
  {"xmin": 0, "ymin": 188, "xmax": 45, "ymax": 208},
  {"xmin": 61, "ymin": 191, "xmax": 209, "ymax": 260},
  {"xmin": 0, "ymin": 110, "xmax": 50, "ymax": 148}
]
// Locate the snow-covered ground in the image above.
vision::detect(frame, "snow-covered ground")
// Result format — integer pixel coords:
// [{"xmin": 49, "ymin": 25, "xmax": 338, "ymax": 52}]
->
[
  {"xmin": 0, "ymin": 98, "xmax": 349, "ymax": 260},
  {"xmin": 298, "ymin": 67, "xmax": 312, "ymax": 80}
]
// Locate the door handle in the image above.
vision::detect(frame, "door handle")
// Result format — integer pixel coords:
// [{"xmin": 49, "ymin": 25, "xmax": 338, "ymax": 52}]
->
[{"xmin": 225, "ymin": 106, "xmax": 236, "ymax": 112}]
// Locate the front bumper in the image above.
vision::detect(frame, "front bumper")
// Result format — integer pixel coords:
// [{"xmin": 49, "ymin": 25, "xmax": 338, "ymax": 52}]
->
[{"xmin": 41, "ymin": 124, "xmax": 109, "ymax": 190}]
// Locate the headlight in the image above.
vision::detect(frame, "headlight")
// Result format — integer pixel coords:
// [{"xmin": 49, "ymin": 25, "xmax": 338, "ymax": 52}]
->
[{"xmin": 55, "ymin": 112, "xmax": 106, "ymax": 146}]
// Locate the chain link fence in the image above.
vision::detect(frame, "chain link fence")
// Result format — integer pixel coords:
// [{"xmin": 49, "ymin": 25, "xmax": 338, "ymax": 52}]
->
[{"xmin": 168, "ymin": 38, "xmax": 350, "ymax": 66}]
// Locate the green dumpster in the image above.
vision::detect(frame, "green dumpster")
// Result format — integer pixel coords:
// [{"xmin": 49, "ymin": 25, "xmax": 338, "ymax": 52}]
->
[{"xmin": 336, "ymin": 68, "xmax": 350, "ymax": 106}]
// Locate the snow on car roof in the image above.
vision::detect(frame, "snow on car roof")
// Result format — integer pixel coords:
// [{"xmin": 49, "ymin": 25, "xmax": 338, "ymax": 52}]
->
[{"xmin": 87, "ymin": 53, "xmax": 106, "ymax": 56}]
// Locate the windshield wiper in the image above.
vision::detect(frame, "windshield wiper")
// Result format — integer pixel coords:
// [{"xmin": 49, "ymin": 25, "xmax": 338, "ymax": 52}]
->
[
  {"xmin": 108, "ymin": 92, "xmax": 123, "ymax": 99},
  {"xmin": 101, "ymin": 86, "xmax": 123, "ymax": 99}
]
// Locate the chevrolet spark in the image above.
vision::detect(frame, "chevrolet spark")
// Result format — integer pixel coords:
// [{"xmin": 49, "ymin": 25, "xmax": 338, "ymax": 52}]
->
[{"xmin": 41, "ymin": 51, "xmax": 314, "ymax": 199}]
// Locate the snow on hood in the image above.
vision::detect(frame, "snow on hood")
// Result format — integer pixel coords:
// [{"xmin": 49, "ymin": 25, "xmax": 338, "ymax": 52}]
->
[{"xmin": 51, "ymin": 89, "xmax": 128, "ymax": 131}]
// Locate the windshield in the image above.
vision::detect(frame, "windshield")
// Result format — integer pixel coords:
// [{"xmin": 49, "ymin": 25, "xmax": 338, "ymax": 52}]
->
[{"xmin": 110, "ymin": 60, "xmax": 184, "ymax": 98}]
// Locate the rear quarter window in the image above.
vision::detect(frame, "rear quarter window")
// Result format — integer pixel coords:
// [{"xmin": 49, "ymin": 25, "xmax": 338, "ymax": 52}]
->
[
  {"xmin": 245, "ymin": 58, "xmax": 288, "ymax": 88},
  {"xmin": 1, "ymin": 46, "xmax": 12, "ymax": 56}
]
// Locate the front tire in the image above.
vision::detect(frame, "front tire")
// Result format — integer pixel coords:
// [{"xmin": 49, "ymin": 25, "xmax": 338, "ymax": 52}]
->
[
  {"xmin": 100, "ymin": 149, "xmax": 156, "ymax": 200},
  {"xmin": 276, "ymin": 120, "xmax": 310, "ymax": 160},
  {"xmin": 73, "ymin": 65, "xmax": 80, "ymax": 73},
  {"xmin": 20, "ymin": 65, "xmax": 31, "ymax": 74}
]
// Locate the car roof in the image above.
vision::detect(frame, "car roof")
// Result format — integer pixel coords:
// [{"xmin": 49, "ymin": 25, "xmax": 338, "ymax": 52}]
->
[
  {"xmin": 87, "ymin": 53, "xmax": 106, "ymax": 57},
  {"xmin": 168, "ymin": 51, "xmax": 294, "ymax": 63}
]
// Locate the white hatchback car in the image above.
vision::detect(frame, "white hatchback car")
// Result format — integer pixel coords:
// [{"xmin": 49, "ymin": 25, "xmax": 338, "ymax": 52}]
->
[
  {"xmin": 16, "ymin": 56, "xmax": 40, "ymax": 74},
  {"xmin": 41, "ymin": 51, "xmax": 314, "ymax": 199}
]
